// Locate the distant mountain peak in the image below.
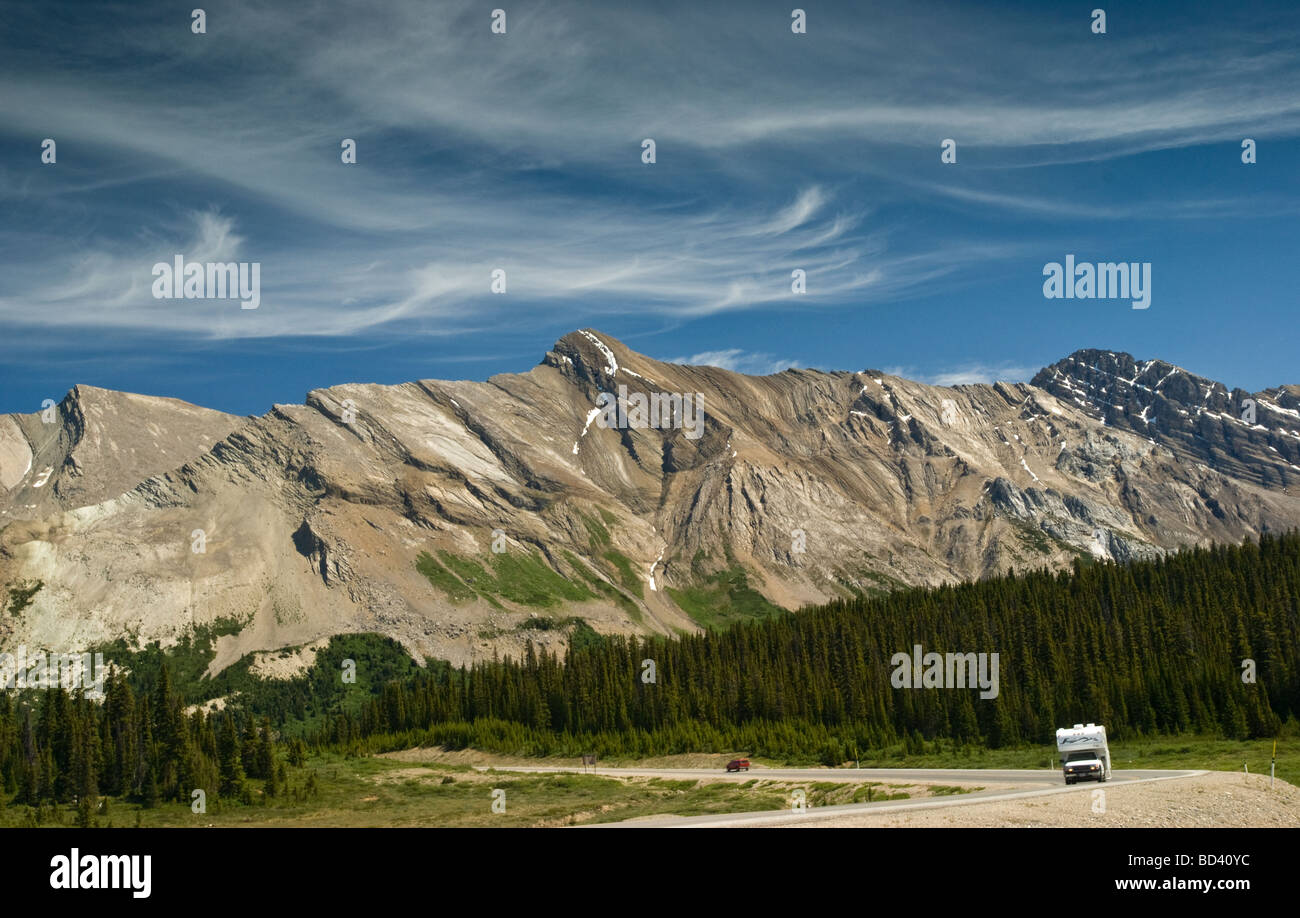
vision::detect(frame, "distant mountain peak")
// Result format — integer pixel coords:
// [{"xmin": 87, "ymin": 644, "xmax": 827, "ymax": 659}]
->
[{"xmin": 1032, "ymin": 349, "xmax": 1299, "ymax": 487}]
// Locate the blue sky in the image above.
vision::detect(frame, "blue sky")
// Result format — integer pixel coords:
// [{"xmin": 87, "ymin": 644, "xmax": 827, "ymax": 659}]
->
[{"xmin": 1, "ymin": 0, "xmax": 1297, "ymax": 416}]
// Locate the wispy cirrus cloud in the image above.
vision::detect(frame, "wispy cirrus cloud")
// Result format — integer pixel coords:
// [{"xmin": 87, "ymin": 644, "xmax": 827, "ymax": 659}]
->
[
  {"xmin": 883, "ymin": 362, "xmax": 1038, "ymax": 386},
  {"xmin": 0, "ymin": 0, "xmax": 1294, "ymax": 345},
  {"xmin": 664, "ymin": 348, "xmax": 800, "ymax": 376},
  {"xmin": 927, "ymin": 363, "xmax": 1039, "ymax": 387},
  {"xmin": 0, "ymin": 186, "xmax": 883, "ymax": 338},
  {"xmin": 0, "ymin": 0, "xmax": 1297, "ymax": 373}
]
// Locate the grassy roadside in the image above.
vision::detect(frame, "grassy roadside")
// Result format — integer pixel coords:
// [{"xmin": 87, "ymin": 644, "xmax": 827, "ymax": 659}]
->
[{"xmin": 0, "ymin": 752, "xmax": 967, "ymax": 828}]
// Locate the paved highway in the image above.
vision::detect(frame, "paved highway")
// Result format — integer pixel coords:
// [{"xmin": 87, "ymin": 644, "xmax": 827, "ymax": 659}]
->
[{"xmin": 475, "ymin": 764, "xmax": 1204, "ymax": 826}]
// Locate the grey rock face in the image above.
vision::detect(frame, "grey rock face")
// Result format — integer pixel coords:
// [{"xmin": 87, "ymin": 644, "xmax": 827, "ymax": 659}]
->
[
  {"xmin": 1, "ymin": 333, "xmax": 1296, "ymax": 669},
  {"xmin": 1033, "ymin": 349, "xmax": 1300, "ymax": 488}
]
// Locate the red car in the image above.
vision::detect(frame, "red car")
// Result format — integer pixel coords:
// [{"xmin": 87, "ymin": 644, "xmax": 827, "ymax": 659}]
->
[{"xmin": 725, "ymin": 758, "xmax": 750, "ymax": 772}]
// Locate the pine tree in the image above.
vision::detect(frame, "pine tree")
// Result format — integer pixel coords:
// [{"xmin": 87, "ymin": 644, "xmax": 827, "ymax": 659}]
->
[
  {"xmin": 217, "ymin": 716, "xmax": 244, "ymax": 799},
  {"xmin": 142, "ymin": 762, "xmax": 160, "ymax": 809}
]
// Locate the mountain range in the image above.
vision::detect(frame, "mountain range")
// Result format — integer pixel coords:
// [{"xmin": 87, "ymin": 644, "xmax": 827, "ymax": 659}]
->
[{"xmin": 2, "ymin": 331, "xmax": 1298, "ymax": 674}]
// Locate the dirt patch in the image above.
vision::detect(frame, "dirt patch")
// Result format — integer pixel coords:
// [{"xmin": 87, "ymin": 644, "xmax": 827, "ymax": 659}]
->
[
  {"xmin": 248, "ymin": 638, "xmax": 331, "ymax": 679},
  {"xmin": 370, "ymin": 766, "xmax": 494, "ymax": 785},
  {"xmin": 376, "ymin": 747, "xmax": 748, "ymax": 770},
  {"xmin": 531, "ymin": 804, "xmax": 621, "ymax": 828},
  {"xmin": 183, "ymin": 695, "xmax": 230, "ymax": 716}
]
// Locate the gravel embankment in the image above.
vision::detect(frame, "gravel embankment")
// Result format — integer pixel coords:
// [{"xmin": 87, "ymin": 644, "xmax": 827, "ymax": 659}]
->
[{"xmin": 763, "ymin": 772, "xmax": 1300, "ymax": 827}]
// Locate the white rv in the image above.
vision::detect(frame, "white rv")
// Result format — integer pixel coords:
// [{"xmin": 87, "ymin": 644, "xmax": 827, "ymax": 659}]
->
[{"xmin": 1056, "ymin": 723, "xmax": 1111, "ymax": 784}]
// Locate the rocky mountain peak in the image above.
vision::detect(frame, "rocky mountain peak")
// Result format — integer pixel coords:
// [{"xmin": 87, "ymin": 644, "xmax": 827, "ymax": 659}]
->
[
  {"xmin": 1032, "ymin": 349, "xmax": 1300, "ymax": 487},
  {"xmin": 543, "ymin": 329, "xmax": 637, "ymax": 385}
]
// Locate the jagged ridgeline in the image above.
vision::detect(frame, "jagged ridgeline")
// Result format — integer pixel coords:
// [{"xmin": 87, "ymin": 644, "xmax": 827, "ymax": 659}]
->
[
  {"xmin": 0, "ymin": 534, "xmax": 1295, "ymax": 804},
  {"xmin": 4, "ymin": 331, "xmax": 1300, "ymax": 672}
]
